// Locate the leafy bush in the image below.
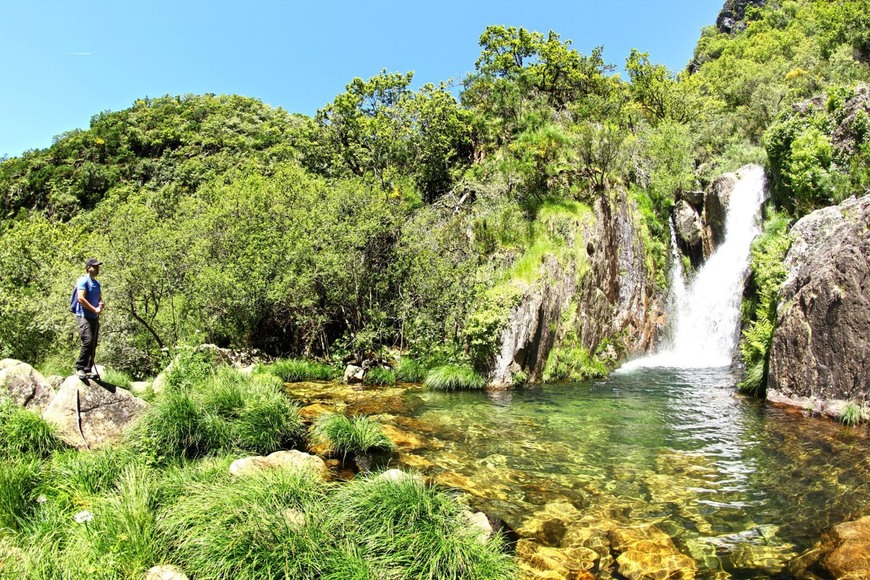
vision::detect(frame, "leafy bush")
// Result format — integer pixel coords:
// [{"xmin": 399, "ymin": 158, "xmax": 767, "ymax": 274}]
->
[
  {"xmin": 310, "ymin": 414, "xmax": 395, "ymax": 458},
  {"xmin": 0, "ymin": 400, "xmax": 69, "ymax": 458},
  {"xmin": 425, "ymin": 364, "xmax": 487, "ymax": 391},
  {"xmin": 262, "ymin": 358, "xmax": 341, "ymax": 382},
  {"xmin": 363, "ymin": 367, "xmax": 396, "ymax": 386},
  {"xmin": 326, "ymin": 473, "xmax": 515, "ymax": 579},
  {"xmin": 542, "ymin": 343, "xmax": 608, "ymax": 383},
  {"xmin": 395, "ymin": 357, "xmax": 427, "ymax": 383}
]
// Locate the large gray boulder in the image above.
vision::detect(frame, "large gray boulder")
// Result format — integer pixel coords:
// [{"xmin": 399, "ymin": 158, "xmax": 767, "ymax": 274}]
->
[
  {"xmin": 42, "ymin": 376, "xmax": 149, "ymax": 449},
  {"xmin": 767, "ymin": 194, "xmax": 870, "ymax": 417},
  {"xmin": 0, "ymin": 359, "xmax": 56, "ymax": 412}
]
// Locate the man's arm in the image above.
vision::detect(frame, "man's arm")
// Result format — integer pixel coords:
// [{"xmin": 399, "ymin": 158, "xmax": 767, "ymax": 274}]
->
[{"xmin": 78, "ymin": 289, "xmax": 102, "ymax": 314}]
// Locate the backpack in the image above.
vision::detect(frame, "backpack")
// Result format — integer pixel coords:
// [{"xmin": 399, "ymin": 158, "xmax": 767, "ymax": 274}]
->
[{"xmin": 69, "ymin": 285, "xmax": 79, "ymax": 313}]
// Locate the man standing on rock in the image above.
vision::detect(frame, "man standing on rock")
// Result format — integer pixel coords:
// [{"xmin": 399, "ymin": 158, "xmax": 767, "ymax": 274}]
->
[{"xmin": 73, "ymin": 258, "xmax": 104, "ymax": 379}]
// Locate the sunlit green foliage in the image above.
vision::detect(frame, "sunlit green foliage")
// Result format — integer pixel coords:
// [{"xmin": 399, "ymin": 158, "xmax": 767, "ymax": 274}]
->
[
  {"xmin": 425, "ymin": 364, "xmax": 487, "ymax": 391},
  {"xmin": 738, "ymin": 211, "xmax": 792, "ymax": 395},
  {"xmin": 310, "ymin": 413, "xmax": 395, "ymax": 458}
]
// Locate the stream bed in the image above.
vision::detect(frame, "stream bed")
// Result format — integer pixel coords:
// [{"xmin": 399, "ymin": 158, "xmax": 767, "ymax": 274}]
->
[{"xmin": 289, "ymin": 367, "xmax": 870, "ymax": 578}]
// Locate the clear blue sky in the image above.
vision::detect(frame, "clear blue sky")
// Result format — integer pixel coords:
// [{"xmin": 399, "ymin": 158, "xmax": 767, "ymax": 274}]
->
[{"xmin": 1, "ymin": 0, "xmax": 723, "ymax": 159}]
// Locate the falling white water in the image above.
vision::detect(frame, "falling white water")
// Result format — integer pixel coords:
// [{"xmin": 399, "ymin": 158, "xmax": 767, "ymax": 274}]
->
[{"xmin": 621, "ymin": 165, "xmax": 766, "ymax": 371}]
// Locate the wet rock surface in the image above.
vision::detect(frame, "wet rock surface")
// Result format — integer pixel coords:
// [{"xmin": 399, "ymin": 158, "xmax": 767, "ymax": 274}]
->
[
  {"xmin": 788, "ymin": 515, "xmax": 870, "ymax": 579},
  {"xmin": 768, "ymin": 194, "xmax": 870, "ymax": 418}
]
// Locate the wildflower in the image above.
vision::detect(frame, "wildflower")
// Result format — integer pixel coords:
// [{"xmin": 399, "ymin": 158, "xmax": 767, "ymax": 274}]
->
[
  {"xmin": 74, "ymin": 510, "xmax": 94, "ymax": 524},
  {"xmin": 36, "ymin": 494, "xmax": 47, "ymax": 504}
]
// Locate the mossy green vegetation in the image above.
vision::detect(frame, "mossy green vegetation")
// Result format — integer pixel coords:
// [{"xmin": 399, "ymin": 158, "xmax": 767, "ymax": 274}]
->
[
  {"xmin": 310, "ymin": 413, "xmax": 395, "ymax": 458},
  {"xmin": 425, "ymin": 364, "xmax": 487, "ymax": 391},
  {"xmin": 738, "ymin": 211, "xmax": 793, "ymax": 395}
]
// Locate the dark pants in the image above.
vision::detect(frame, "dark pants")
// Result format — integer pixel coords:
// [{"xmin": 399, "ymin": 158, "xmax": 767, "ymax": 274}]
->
[{"xmin": 76, "ymin": 316, "xmax": 100, "ymax": 372}]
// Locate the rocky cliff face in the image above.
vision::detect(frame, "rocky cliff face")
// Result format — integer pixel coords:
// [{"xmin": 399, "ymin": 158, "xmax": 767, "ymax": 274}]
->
[
  {"xmin": 716, "ymin": 0, "xmax": 767, "ymax": 34},
  {"xmin": 488, "ymin": 190, "xmax": 661, "ymax": 387},
  {"xmin": 767, "ymin": 194, "xmax": 870, "ymax": 418},
  {"xmin": 673, "ymin": 166, "xmax": 759, "ymax": 269}
]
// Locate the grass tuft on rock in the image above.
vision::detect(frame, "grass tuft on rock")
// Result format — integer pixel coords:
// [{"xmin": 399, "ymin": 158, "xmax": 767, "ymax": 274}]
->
[
  {"xmin": 424, "ymin": 364, "xmax": 487, "ymax": 391},
  {"xmin": 841, "ymin": 403, "xmax": 864, "ymax": 427},
  {"xmin": 310, "ymin": 413, "xmax": 395, "ymax": 457}
]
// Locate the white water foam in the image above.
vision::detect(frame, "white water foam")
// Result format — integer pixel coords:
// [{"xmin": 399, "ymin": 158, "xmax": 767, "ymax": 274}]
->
[{"xmin": 620, "ymin": 165, "xmax": 766, "ymax": 371}]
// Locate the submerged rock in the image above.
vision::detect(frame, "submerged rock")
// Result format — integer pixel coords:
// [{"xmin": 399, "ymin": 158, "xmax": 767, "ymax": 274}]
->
[
  {"xmin": 768, "ymin": 194, "xmax": 870, "ymax": 418},
  {"xmin": 609, "ymin": 525, "xmax": 697, "ymax": 580},
  {"xmin": 0, "ymin": 359, "xmax": 56, "ymax": 412},
  {"xmin": 42, "ymin": 375, "xmax": 148, "ymax": 449},
  {"xmin": 789, "ymin": 516, "xmax": 870, "ymax": 579}
]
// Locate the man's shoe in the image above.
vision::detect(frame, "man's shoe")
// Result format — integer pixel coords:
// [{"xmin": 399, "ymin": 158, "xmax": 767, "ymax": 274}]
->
[{"xmin": 76, "ymin": 369, "xmax": 88, "ymax": 379}]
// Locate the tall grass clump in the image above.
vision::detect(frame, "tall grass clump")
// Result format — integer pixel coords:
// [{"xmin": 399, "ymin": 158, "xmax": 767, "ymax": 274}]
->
[
  {"xmin": 395, "ymin": 357, "xmax": 427, "ymax": 383},
  {"xmin": 542, "ymin": 345, "xmax": 608, "ymax": 383},
  {"xmin": 425, "ymin": 364, "xmax": 487, "ymax": 391},
  {"xmin": 0, "ymin": 400, "xmax": 69, "ymax": 458},
  {"xmin": 45, "ymin": 447, "xmax": 140, "ymax": 500},
  {"xmin": 363, "ymin": 367, "xmax": 396, "ymax": 386},
  {"xmin": 841, "ymin": 403, "xmax": 864, "ymax": 427},
  {"xmin": 159, "ymin": 468, "xmax": 327, "ymax": 579},
  {"xmin": 58, "ymin": 465, "xmax": 162, "ymax": 578},
  {"xmin": 310, "ymin": 414, "xmax": 395, "ymax": 458},
  {"xmin": 324, "ymin": 473, "xmax": 515, "ymax": 579},
  {"xmin": 230, "ymin": 374, "xmax": 304, "ymax": 454},
  {"xmin": 129, "ymin": 391, "xmax": 226, "ymax": 463},
  {"xmin": 0, "ymin": 456, "xmax": 42, "ymax": 532},
  {"xmin": 163, "ymin": 349, "xmax": 219, "ymax": 393},
  {"xmin": 130, "ymin": 367, "xmax": 303, "ymax": 462},
  {"xmin": 261, "ymin": 358, "xmax": 340, "ymax": 382}
]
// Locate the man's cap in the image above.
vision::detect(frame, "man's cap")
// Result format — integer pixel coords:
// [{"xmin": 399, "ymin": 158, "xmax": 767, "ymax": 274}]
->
[{"xmin": 85, "ymin": 258, "xmax": 103, "ymax": 270}]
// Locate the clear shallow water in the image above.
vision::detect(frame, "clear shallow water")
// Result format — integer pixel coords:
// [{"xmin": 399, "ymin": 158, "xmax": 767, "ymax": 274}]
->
[{"xmin": 386, "ymin": 368, "xmax": 870, "ymax": 578}]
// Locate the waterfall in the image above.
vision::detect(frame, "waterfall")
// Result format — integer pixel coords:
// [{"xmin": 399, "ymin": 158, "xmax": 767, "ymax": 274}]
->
[{"xmin": 621, "ymin": 165, "xmax": 766, "ymax": 370}]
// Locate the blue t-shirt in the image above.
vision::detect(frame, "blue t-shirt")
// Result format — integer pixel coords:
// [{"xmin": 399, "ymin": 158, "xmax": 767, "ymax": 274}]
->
[{"xmin": 74, "ymin": 275, "xmax": 101, "ymax": 319}]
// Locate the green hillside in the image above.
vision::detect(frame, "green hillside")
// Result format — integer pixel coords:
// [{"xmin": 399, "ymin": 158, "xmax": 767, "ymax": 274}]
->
[{"xmin": 1, "ymin": 0, "xmax": 868, "ymax": 381}]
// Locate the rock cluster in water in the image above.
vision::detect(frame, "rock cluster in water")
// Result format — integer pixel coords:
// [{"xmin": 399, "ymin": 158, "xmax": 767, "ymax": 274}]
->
[{"xmin": 767, "ymin": 194, "xmax": 870, "ymax": 419}]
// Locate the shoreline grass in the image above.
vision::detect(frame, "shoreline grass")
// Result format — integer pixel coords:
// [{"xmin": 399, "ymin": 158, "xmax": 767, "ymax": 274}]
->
[
  {"xmin": 424, "ymin": 364, "xmax": 487, "ymax": 391},
  {"xmin": 259, "ymin": 358, "xmax": 341, "ymax": 383}
]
